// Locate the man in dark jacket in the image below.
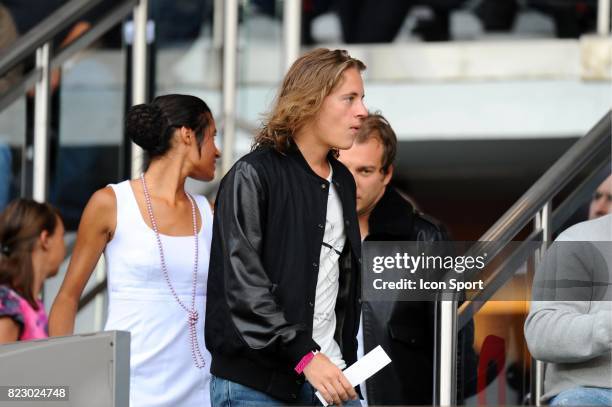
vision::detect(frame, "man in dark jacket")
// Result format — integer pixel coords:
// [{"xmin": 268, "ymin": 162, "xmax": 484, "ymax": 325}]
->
[
  {"xmin": 339, "ymin": 113, "xmax": 476, "ymax": 405},
  {"xmin": 206, "ymin": 48, "xmax": 367, "ymax": 406}
]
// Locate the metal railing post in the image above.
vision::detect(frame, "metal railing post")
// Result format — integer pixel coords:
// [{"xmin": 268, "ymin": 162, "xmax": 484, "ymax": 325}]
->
[
  {"xmin": 213, "ymin": 0, "xmax": 224, "ymax": 49},
  {"xmin": 222, "ymin": 0, "xmax": 238, "ymax": 175},
  {"xmin": 598, "ymin": 0, "xmax": 611, "ymax": 35},
  {"xmin": 131, "ymin": 0, "xmax": 148, "ymax": 179},
  {"xmin": 436, "ymin": 298, "xmax": 458, "ymax": 406},
  {"xmin": 531, "ymin": 202, "xmax": 551, "ymax": 406},
  {"xmin": 283, "ymin": 0, "xmax": 302, "ymax": 72},
  {"xmin": 32, "ymin": 42, "xmax": 52, "ymax": 203}
]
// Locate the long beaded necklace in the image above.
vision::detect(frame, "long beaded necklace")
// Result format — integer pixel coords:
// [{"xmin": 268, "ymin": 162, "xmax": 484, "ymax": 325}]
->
[{"xmin": 140, "ymin": 173, "xmax": 206, "ymax": 369}]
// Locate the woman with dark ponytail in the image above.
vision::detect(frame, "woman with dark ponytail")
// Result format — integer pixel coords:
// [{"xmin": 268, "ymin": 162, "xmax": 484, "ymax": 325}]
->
[
  {"xmin": 0, "ymin": 199, "xmax": 65, "ymax": 343},
  {"xmin": 49, "ymin": 94, "xmax": 220, "ymax": 406}
]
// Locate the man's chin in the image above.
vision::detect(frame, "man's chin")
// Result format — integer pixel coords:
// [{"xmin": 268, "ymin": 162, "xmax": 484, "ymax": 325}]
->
[
  {"xmin": 357, "ymin": 201, "xmax": 379, "ymax": 218},
  {"xmin": 334, "ymin": 137, "xmax": 355, "ymax": 151}
]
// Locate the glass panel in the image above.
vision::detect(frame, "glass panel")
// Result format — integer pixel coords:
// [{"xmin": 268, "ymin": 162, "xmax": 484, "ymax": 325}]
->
[
  {"xmin": 46, "ymin": 24, "xmax": 126, "ymax": 332},
  {"xmin": 153, "ymin": 0, "xmax": 221, "ymax": 198},
  {"xmin": 55, "ymin": 42, "xmax": 125, "ymax": 231},
  {"xmin": 237, "ymin": 1, "xmax": 282, "ymax": 162},
  {"xmin": 459, "ymin": 258, "xmax": 534, "ymax": 406},
  {"xmin": 0, "ymin": 96, "xmax": 26, "ymax": 210}
]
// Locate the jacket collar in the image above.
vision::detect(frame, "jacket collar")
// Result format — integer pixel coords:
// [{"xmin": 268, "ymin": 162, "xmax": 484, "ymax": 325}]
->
[
  {"xmin": 286, "ymin": 139, "xmax": 342, "ymax": 183},
  {"xmin": 368, "ymin": 187, "xmax": 415, "ymax": 238}
]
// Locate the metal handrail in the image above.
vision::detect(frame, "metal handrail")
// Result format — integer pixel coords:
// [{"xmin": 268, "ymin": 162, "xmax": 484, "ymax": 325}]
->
[
  {"xmin": 0, "ymin": 0, "xmax": 138, "ymax": 113},
  {"xmin": 456, "ymin": 229, "xmax": 543, "ymax": 330},
  {"xmin": 0, "ymin": 0, "xmax": 148, "ymax": 315},
  {"xmin": 455, "ymin": 161, "xmax": 611, "ymax": 330},
  {"xmin": 551, "ymin": 160, "xmax": 612, "ymax": 232},
  {"xmin": 0, "ymin": 0, "xmax": 106, "ymax": 77},
  {"xmin": 436, "ymin": 110, "xmax": 611, "ymax": 406},
  {"xmin": 436, "ymin": 111, "xmax": 612, "ymax": 331},
  {"xmin": 459, "ymin": 111, "xmax": 610, "ymax": 312},
  {"xmin": 479, "ymin": 111, "xmax": 611, "ymax": 244},
  {"xmin": 79, "ymin": 277, "xmax": 108, "ymax": 310}
]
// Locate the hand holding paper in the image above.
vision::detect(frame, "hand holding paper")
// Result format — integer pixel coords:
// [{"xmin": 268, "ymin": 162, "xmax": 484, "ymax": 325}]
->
[
  {"xmin": 304, "ymin": 352, "xmax": 358, "ymax": 405},
  {"xmin": 315, "ymin": 346, "xmax": 391, "ymax": 406}
]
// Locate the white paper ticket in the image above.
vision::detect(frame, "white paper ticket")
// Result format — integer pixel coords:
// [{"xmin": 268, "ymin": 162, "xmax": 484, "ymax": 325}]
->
[{"xmin": 315, "ymin": 345, "xmax": 391, "ymax": 406}]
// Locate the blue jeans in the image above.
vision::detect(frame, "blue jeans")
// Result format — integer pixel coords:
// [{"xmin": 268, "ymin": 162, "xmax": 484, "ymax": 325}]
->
[
  {"xmin": 211, "ymin": 375, "xmax": 362, "ymax": 406},
  {"xmin": 551, "ymin": 387, "xmax": 612, "ymax": 406}
]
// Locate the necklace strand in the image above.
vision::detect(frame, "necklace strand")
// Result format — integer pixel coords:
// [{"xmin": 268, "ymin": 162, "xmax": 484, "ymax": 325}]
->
[{"xmin": 140, "ymin": 174, "xmax": 206, "ymax": 369}]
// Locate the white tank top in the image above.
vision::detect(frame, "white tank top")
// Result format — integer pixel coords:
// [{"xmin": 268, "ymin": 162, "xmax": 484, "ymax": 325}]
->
[{"xmin": 104, "ymin": 180, "xmax": 213, "ymax": 407}]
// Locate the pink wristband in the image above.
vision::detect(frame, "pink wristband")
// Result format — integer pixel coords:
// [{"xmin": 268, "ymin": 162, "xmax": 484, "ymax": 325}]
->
[{"xmin": 294, "ymin": 350, "xmax": 317, "ymax": 374}]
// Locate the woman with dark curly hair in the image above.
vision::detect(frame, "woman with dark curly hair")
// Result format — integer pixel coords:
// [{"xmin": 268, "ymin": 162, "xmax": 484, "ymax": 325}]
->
[
  {"xmin": 49, "ymin": 94, "xmax": 220, "ymax": 406},
  {"xmin": 0, "ymin": 198, "xmax": 65, "ymax": 343}
]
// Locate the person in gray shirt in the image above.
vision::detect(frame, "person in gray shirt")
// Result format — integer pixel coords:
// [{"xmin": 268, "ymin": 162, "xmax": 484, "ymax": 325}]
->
[{"xmin": 525, "ymin": 214, "xmax": 612, "ymax": 406}]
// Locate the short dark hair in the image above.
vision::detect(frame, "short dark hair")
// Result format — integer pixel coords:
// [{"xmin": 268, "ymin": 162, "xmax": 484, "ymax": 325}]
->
[
  {"xmin": 355, "ymin": 112, "xmax": 397, "ymax": 173},
  {"xmin": 126, "ymin": 94, "xmax": 212, "ymax": 158}
]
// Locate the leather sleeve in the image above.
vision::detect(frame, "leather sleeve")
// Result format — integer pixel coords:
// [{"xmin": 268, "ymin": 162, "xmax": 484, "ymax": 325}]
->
[
  {"xmin": 215, "ymin": 160, "xmax": 319, "ymax": 367},
  {"xmin": 413, "ymin": 214, "xmax": 449, "ymax": 243}
]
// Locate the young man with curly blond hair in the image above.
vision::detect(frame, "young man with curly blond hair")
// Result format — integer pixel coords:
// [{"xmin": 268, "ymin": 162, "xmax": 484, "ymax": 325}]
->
[{"xmin": 206, "ymin": 48, "xmax": 367, "ymax": 406}]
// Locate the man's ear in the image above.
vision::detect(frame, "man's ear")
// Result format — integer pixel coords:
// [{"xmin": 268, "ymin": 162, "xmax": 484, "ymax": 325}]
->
[{"xmin": 383, "ymin": 164, "xmax": 393, "ymax": 186}]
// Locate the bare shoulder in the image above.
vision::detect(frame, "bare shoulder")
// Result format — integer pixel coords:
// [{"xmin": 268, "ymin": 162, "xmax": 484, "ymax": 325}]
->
[
  {"xmin": 88, "ymin": 186, "xmax": 116, "ymax": 212},
  {"xmin": 80, "ymin": 186, "xmax": 117, "ymax": 238}
]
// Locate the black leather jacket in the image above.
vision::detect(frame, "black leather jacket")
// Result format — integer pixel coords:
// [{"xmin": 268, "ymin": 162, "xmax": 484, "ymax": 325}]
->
[
  {"xmin": 205, "ymin": 144, "xmax": 362, "ymax": 402},
  {"xmin": 362, "ymin": 187, "xmax": 476, "ymax": 405}
]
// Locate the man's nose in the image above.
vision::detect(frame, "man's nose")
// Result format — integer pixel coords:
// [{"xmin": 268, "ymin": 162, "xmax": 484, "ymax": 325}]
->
[{"xmin": 355, "ymin": 99, "xmax": 367, "ymax": 118}]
